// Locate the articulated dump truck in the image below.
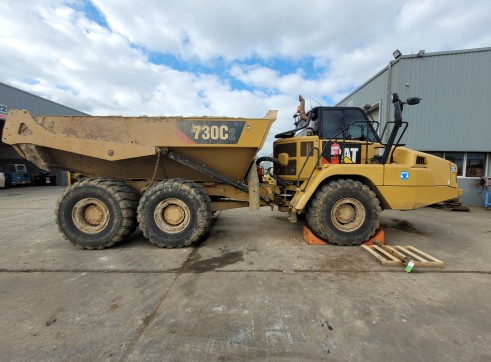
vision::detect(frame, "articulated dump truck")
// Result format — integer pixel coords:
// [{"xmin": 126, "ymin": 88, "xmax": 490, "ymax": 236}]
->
[{"xmin": 2, "ymin": 94, "xmax": 462, "ymax": 249}]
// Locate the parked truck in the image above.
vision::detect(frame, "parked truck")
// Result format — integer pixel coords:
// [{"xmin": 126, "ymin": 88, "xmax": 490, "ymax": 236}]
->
[
  {"xmin": 1, "ymin": 94, "xmax": 461, "ymax": 249},
  {"xmin": 2, "ymin": 163, "xmax": 31, "ymax": 187}
]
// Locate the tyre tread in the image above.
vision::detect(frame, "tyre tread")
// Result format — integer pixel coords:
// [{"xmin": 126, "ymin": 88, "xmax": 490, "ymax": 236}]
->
[
  {"xmin": 306, "ymin": 179, "xmax": 381, "ymax": 246},
  {"xmin": 137, "ymin": 178, "xmax": 212, "ymax": 248},
  {"xmin": 55, "ymin": 178, "xmax": 139, "ymax": 249}
]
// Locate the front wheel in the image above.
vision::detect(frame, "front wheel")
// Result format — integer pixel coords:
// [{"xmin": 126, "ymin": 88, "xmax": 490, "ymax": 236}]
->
[
  {"xmin": 137, "ymin": 179, "xmax": 212, "ymax": 248},
  {"xmin": 306, "ymin": 179, "xmax": 381, "ymax": 245}
]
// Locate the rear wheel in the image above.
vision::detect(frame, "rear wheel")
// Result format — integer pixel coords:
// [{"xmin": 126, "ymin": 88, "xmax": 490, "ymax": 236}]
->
[
  {"xmin": 306, "ymin": 179, "xmax": 380, "ymax": 245},
  {"xmin": 137, "ymin": 179, "xmax": 212, "ymax": 248},
  {"xmin": 55, "ymin": 178, "xmax": 139, "ymax": 249}
]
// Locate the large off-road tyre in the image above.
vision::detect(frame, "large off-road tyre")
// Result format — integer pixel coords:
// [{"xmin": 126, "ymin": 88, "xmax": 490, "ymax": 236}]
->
[
  {"xmin": 55, "ymin": 178, "xmax": 139, "ymax": 249},
  {"xmin": 306, "ymin": 179, "xmax": 381, "ymax": 246},
  {"xmin": 137, "ymin": 179, "xmax": 212, "ymax": 248}
]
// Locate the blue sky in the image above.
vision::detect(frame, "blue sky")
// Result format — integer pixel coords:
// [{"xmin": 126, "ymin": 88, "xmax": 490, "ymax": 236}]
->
[{"xmin": 1, "ymin": 0, "xmax": 490, "ymax": 152}]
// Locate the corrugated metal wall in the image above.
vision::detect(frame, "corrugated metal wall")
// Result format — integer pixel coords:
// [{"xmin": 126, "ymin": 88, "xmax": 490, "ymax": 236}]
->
[
  {"xmin": 392, "ymin": 49, "xmax": 491, "ymax": 151},
  {"xmin": 0, "ymin": 82, "xmax": 87, "ymax": 177},
  {"xmin": 337, "ymin": 48, "xmax": 491, "ymax": 152},
  {"xmin": 337, "ymin": 48, "xmax": 491, "ymax": 207},
  {"xmin": 338, "ymin": 68, "xmax": 389, "ymax": 126},
  {"xmin": 0, "ymin": 82, "xmax": 87, "ymax": 117}
]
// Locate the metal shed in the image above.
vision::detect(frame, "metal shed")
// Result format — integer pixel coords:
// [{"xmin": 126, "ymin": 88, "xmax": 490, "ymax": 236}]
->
[
  {"xmin": 0, "ymin": 82, "xmax": 87, "ymax": 184},
  {"xmin": 336, "ymin": 47, "xmax": 491, "ymax": 207}
]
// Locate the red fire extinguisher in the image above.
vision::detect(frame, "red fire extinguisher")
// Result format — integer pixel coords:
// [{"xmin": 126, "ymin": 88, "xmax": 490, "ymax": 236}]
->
[
  {"xmin": 257, "ymin": 166, "xmax": 264, "ymax": 182},
  {"xmin": 330, "ymin": 142, "xmax": 341, "ymax": 164}
]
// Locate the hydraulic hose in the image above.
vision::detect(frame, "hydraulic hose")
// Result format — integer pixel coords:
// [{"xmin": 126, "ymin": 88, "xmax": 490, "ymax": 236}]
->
[
  {"xmin": 256, "ymin": 157, "xmax": 285, "ymax": 185},
  {"xmin": 256, "ymin": 156, "xmax": 281, "ymax": 169}
]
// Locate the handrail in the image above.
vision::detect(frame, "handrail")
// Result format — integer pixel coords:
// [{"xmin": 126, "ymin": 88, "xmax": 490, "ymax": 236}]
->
[
  {"xmin": 378, "ymin": 120, "xmax": 408, "ymax": 163},
  {"xmin": 296, "ymin": 146, "xmax": 320, "ymax": 187},
  {"xmin": 298, "ymin": 119, "xmax": 377, "ymax": 191}
]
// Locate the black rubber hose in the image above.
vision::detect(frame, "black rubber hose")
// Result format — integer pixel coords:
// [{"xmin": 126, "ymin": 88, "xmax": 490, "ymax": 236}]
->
[
  {"xmin": 256, "ymin": 156, "xmax": 281, "ymax": 169},
  {"xmin": 256, "ymin": 157, "xmax": 286, "ymax": 185}
]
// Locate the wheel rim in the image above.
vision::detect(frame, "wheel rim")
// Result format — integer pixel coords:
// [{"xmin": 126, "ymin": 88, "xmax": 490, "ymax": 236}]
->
[
  {"xmin": 331, "ymin": 197, "xmax": 365, "ymax": 232},
  {"xmin": 72, "ymin": 198, "xmax": 110, "ymax": 234},
  {"xmin": 154, "ymin": 198, "xmax": 191, "ymax": 233}
]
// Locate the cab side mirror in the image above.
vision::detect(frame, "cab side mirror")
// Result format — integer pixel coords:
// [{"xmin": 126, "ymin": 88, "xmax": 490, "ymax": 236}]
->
[{"xmin": 406, "ymin": 97, "xmax": 422, "ymax": 105}]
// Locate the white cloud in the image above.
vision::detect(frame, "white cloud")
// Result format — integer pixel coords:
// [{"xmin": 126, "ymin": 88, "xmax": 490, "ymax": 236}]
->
[{"xmin": 1, "ymin": 0, "xmax": 490, "ymax": 156}]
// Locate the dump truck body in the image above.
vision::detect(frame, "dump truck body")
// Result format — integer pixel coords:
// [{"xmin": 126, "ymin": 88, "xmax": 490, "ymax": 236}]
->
[{"xmin": 3, "ymin": 109, "xmax": 276, "ymax": 182}]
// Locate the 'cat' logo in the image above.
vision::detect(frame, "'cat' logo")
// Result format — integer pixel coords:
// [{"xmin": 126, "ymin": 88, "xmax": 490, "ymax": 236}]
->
[
  {"xmin": 321, "ymin": 142, "xmax": 362, "ymax": 164},
  {"xmin": 343, "ymin": 147, "xmax": 360, "ymax": 164}
]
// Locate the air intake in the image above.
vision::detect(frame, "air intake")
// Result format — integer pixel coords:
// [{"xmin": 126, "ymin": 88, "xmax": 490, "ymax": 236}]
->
[{"xmin": 416, "ymin": 156, "xmax": 426, "ymax": 165}]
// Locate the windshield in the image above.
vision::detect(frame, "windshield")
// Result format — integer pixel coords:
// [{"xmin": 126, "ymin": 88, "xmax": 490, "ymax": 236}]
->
[{"xmin": 320, "ymin": 108, "xmax": 379, "ymax": 142}]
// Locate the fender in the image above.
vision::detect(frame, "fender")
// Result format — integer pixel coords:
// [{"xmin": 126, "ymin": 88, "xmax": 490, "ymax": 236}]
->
[{"xmin": 289, "ymin": 164, "xmax": 385, "ymax": 211}]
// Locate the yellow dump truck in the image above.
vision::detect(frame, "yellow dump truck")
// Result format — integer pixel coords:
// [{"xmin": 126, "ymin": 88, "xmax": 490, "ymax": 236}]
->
[{"xmin": 2, "ymin": 93, "xmax": 461, "ymax": 249}]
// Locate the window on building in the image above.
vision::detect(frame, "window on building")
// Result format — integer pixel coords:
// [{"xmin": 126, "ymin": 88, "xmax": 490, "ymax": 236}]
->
[
  {"xmin": 423, "ymin": 151, "xmax": 488, "ymax": 177},
  {"xmin": 466, "ymin": 152, "xmax": 486, "ymax": 177},
  {"xmin": 444, "ymin": 152, "xmax": 464, "ymax": 176}
]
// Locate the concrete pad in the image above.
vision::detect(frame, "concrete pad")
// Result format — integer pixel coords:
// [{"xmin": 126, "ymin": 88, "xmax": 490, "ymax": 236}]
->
[
  {"xmin": 126, "ymin": 272, "xmax": 491, "ymax": 361},
  {"xmin": 378, "ymin": 207, "xmax": 491, "ymax": 272},
  {"xmin": 177, "ymin": 206, "xmax": 491, "ymax": 273},
  {"xmin": 0, "ymin": 187, "xmax": 192, "ymax": 272},
  {"xmin": 1, "ymin": 186, "xmax": 491, "ymax": 361},
  {"xmin": 0, "ymin": 272, "xmax": 177, "ymax": 361}
]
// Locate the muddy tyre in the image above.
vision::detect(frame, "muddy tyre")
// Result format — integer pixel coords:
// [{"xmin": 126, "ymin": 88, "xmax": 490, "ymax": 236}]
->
[
  {"xmin": 55, "ymin": 178, "xmax": 139, "ymax": 249},
  {"xmin": 306, "ymin": 179, "xmax": 381, "ymax": 245},
  {"xmin": 137, "ymin": 179, "xmax": 212, "ymax": 248}
]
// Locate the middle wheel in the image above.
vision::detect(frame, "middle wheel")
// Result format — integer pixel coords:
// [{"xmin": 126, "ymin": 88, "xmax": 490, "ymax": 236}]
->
[{"xmin": 137, "ymin": 179, "xmax": 212, "ymax": 248}]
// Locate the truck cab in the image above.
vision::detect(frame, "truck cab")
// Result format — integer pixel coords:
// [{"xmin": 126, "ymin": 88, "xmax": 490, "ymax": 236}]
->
[
  {"xmin": 269, "ymin": 94, "xmax": 461, "ymax": 243},
  {"xmin": 300, "ymin": 106, "xmax": 381, "ymax": 164},
  {"xmin": 273, "ymin": 102, "xmax": 383, "ymax": 181},
  {"xmin": 3, "ymin": 164, "xmax": 31, "ymax": 187}
]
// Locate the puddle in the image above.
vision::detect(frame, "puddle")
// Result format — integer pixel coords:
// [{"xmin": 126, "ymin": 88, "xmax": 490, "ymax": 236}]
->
[{"xmin": 181, "ymin": 251, "xmax": 244, "ymax": 273}]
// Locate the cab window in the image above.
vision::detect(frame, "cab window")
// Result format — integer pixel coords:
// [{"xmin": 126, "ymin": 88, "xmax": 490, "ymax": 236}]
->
[{"xmin": 320, "ymin": 108, "xmax": 378, "ymax": 142}]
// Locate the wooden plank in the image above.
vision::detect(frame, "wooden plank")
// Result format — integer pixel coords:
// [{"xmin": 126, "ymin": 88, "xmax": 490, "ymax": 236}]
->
[
  {"xmin": 361, "ymin": 245, "xmax": 403, "ymax": 266},
  {"xmin": 413, "ymin": 261, "xmax": 444, "ymax": 268},
  {"xmin": 380, "ymin": 245, "xmax": 408, "ymax": 261},
  {"xmin": 361, "ymin": 245, "xmax": 389, "ymax": 265},
  {"xmin": 406, "ymin": 246, "xmax": 445, "ymax": 264},
  {"xmin": 372, "ymin": 245, "xmax": 400, "ymax": 262},
  {"xmin": 395, "ymin": 246, "xmax": 427, "ymax": 262},
  {"xmin": 382, "ymin": 260, "xmax": 405, "ymax": 267},
  {"xmin": 362, "ymin": 244, "xmax": 444, "ymax": 269},
  {"xmin": 395, "ymin": 246, "xmax": 444, "ymax": 268}
]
